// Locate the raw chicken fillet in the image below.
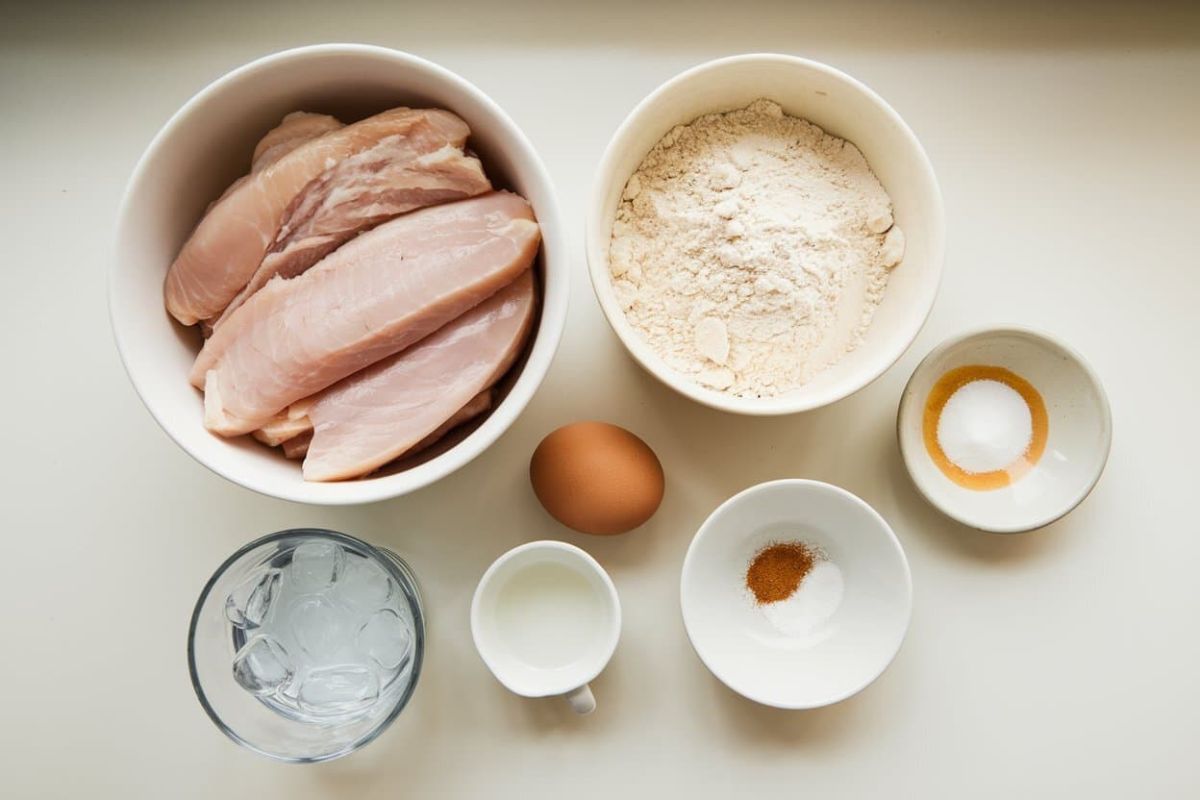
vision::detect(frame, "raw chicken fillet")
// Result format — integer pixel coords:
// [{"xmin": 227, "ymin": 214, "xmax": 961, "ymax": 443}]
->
[
  {"xmin": 161, "ymin": 104, "xmax": 544, "ymax": 482},
  {"xmin": 164, "ymin": 107, "xmax": 474, "ymax": 325},
  {"xmin": 279, "ymin": 390, "xmax": 494, "ymax": 462},
  {"xmin": 194, "ymin": 191, "xmax": 540, "ymax": 436},
  {"xmin": 198, "ymin": 113, "xmax": 345, "ymax": 224},
  {"xmin": 251, "ymin": 398, "xmax": 316, "ymax": 447},
  {"xmin": 304, "ymin": 271, "xmax": 536, "ymax": 481},
  {"xmin": 212, "ymin": 125, "xmax": 492, "ymax": 329},
  {"xmin": 252, "ymin": 112, "xmax": 343, "ymax": 172}
]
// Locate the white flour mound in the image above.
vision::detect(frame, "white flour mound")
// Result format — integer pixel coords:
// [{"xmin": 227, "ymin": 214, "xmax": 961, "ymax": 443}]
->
[{"xmin": 609, "ymin": 99, "xmax": 905, "ymax": 398}]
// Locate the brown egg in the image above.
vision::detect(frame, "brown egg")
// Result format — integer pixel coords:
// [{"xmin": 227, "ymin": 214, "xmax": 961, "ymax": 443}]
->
[{"xmin": 529, "ymin": 421, "xmax": 665, "ymax": 535}]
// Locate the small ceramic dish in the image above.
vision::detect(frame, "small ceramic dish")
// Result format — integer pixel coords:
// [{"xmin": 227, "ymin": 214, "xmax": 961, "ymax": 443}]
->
[
  {"xmin": 470, "ymin": 541, "xmax": 621, "ymax": 715},
  {"xmin": 680, "ymin": 479, "xmax": 912, "ymax": 709},
  {"xmin": 897, "ymin": 326, "xmax": 1112, "ymax": 533}
]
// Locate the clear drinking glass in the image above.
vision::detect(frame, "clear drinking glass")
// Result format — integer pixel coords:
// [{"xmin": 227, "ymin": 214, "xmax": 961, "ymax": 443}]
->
[{"xmin": 187, "ymin": 529, "xmax": 425, "ymax": 762}]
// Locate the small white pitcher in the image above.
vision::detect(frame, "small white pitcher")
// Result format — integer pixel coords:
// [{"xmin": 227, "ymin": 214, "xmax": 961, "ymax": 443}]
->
[{"xmin": 471, "ymin": 541, "xmax": 621, "ymax": 714}]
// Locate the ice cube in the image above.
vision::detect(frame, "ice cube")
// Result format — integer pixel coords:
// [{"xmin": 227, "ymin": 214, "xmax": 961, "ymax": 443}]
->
[
  {"xmin": 232, "ymin": 635, "xmax": 293, "ymax": 695},
  {"xmin": 297, "ymin": 665, "xmax": 379, "ymax": 716},
  {"xmin": 290, "ymin": 597, "xmax": 349, "ymax": 659},
  {"xmin": 225, "ymin": 579, "xmax": 254, "ymax": 628},
  {"xmin": 289, "ymin": 541, "xmax": 345, "ymax": 593},
  {"xmin": 245, "ymin": 571, "xmax": 281, "ymax": 627},
  {"xmin": 357, "ymin": 609, "xmax": 413, "ymax": 671},
  {"xmin": 333, "ymin": 555, "xmax": 393, "ymax": 613},
  {"xmin": 225, "ymin": 569, "xmax": 280, "ymax": 629}
]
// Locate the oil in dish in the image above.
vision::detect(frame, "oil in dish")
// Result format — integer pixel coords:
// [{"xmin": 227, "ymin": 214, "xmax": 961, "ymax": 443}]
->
[{"xmin": 923, "ymin": 365, "xmax": 1048, "ymax": 490}]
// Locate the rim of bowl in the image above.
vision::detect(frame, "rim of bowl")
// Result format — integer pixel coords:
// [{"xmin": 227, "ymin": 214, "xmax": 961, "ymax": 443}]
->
[
  {"xmin": 897, "ymin": 324, "xmax": 1114, "ymax": 534},
  {"xmin": 585, "ymin": 53, "xmax": 946, "ymax": 416},
  {"xmin": 186, "ymin": 528, "xmax": 426, "ymax": 763},
  {"xmin": 469, "ymin": 540, "xmax": 622, "ymax": 698},
  {"xmin": 110, "ymin": 43, "xmax": 568, "ymax": 505},
  {"xmin": 679, "ymin": 478, "xmax": 914, "ymax": 709}
]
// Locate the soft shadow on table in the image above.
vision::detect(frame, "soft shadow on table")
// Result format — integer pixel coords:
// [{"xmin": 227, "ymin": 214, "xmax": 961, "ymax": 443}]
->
[
  {"xmin": 7, "ymin": 1, "xmax": 1198, "ymax": 55},
  {"xmin": 881, "ymin": 433, "xmax": 1085, "ymax": 565},
  {"xmin": 496, "ymin": 608, "xmax": 631, "ymax": 733},
  {"xmin": 514, "ymin": 680, "xmax": 626, "ymax": 734},
  {"xmin": 704, "ymin": 670, "xmax": 877, "ymax": 751},
  {"xmin": 622, "ymin": 364, "xmax": 824, "ymax": 480},
  {"xmin": 562, "ymin": 518, "xmax": 666, "ymax": 575},
  {"xmin": 311, "ymin": 743, "xmax": 390, "ymax": 791}
]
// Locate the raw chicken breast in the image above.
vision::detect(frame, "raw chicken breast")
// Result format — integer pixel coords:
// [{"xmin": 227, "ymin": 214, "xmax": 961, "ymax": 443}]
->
[
  {"xmin": 303, "ymin": 271, "xmax": 536, "ymax": 481},
  {"xmin": 251, "ymin": 332, "xmax": 499, "ymax": 449},
  {"xmin": 190, "ymin": 115, "xmax": 343, "ymax": 303},
  {"xmin": 251, "ymin": 398, "xmax": 316, "ymax": 447},
  {"xmin": 195, "ymin": 191, "xmax": 540, "ymax": 436},
  {"xmin": 164, "ymin": 107, "xmax": 472, "ymax": 325},
  {"xmin": 280, "ymin": 389, "xmax": 494, "ymax": 461},
  {"xmin": 212, "ymin": 131, "xmax": 492, "ymax": 329},
  {"xmin": 252, "ymin": 112, "xmax": 343, "ymax": 172},
  {"xmin": 195, "ymin": 113, "xmax": 345, "ymax": 271},
  {"xmin": 406, "ymin": 389, "xmax": 496, "ymax": 456},
  {"xmin": 281, "ymin": 432, "xmax": 313, "ymax": 460}
]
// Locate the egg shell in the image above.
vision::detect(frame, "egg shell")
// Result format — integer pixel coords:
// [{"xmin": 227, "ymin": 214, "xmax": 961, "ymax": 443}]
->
[{"xmin": 529, "ymin": 421, "xmax": 665, "ymax": 535}]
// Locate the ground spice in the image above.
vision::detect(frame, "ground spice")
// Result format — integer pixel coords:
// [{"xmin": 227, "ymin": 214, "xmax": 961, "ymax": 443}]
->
[{"xmin": 745, "ymin": 541, "xmax": 815, "ymax": 604}]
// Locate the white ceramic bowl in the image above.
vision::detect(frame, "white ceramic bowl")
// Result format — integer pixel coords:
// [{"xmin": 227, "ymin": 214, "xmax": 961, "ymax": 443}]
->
[
  {"xmin": 470, "ymin": 540, "xmax": 621, "ymax": 714},
  {"xmin": 111, "ymin": 44, "xmax": 568, "ymax": 505},
  {"xmin": 681, "ymin": 480, "xmax": 912, "ymax": 709},
  {"xmin": 897, "ymin": 326, "xmax": 1112, "ymax": 533},
  {"xmin": 586, "ymin": 54, "xmax": 945, "ymax": 415}
]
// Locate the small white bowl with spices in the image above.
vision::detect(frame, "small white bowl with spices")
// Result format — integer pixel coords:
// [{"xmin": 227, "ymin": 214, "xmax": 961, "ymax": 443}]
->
[
  {"xmin": 680, "ymin": 479, "xmax": 912, "ymax": 709},
  {"xmin": 586, "ymin": 54, "xmax": 944, "ymax": 414},
  {"xmin": 898, "ymin": 326, "xmax": 1113, "ymax": 533}
]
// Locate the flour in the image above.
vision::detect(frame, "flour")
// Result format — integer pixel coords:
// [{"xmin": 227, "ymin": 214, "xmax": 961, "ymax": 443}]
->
[{"xmin": 609, "ymin": 99, "xmax": 905, "ymax": 398}]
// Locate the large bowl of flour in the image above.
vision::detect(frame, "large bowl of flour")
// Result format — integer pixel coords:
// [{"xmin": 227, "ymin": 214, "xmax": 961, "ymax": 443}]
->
[{"xmin": 586, "ymin": 54, "xmax": 944, "ymax": 415}]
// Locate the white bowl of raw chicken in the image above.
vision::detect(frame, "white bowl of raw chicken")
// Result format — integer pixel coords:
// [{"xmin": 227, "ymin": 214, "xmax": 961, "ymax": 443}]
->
[{"xmin": 111, "ymin": 45, "xmax": 568, "ymax": 505}]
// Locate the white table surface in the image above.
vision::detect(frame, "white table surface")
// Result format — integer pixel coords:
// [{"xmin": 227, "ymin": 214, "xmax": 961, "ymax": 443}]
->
[{"xmin": 4, "ymin": 1, "xmax": 1199, "ymax": 796}]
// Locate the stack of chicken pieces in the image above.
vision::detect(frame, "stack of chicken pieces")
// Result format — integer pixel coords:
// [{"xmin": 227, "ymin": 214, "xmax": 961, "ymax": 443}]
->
[{"xmin": 164, "ymin": 108, "xmax": 541, "ymax": 482}]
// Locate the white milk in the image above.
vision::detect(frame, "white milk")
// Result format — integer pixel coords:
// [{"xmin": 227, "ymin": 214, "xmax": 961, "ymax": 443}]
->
[{"xmin": 493, "ymin": 562, "xmax": 607, "ymax": 669}]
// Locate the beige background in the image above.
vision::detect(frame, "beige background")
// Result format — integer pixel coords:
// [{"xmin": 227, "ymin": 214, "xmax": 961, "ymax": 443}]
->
[{"xmin": 3, "ymin": 1, "xmax": 1198, "ymax": 796}]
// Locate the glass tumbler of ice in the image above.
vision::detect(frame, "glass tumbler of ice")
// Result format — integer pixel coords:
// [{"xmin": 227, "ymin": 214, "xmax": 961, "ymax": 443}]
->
[{"xmin": 187, "ymin": 529, "xmax": 424, "ymax": 762}]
